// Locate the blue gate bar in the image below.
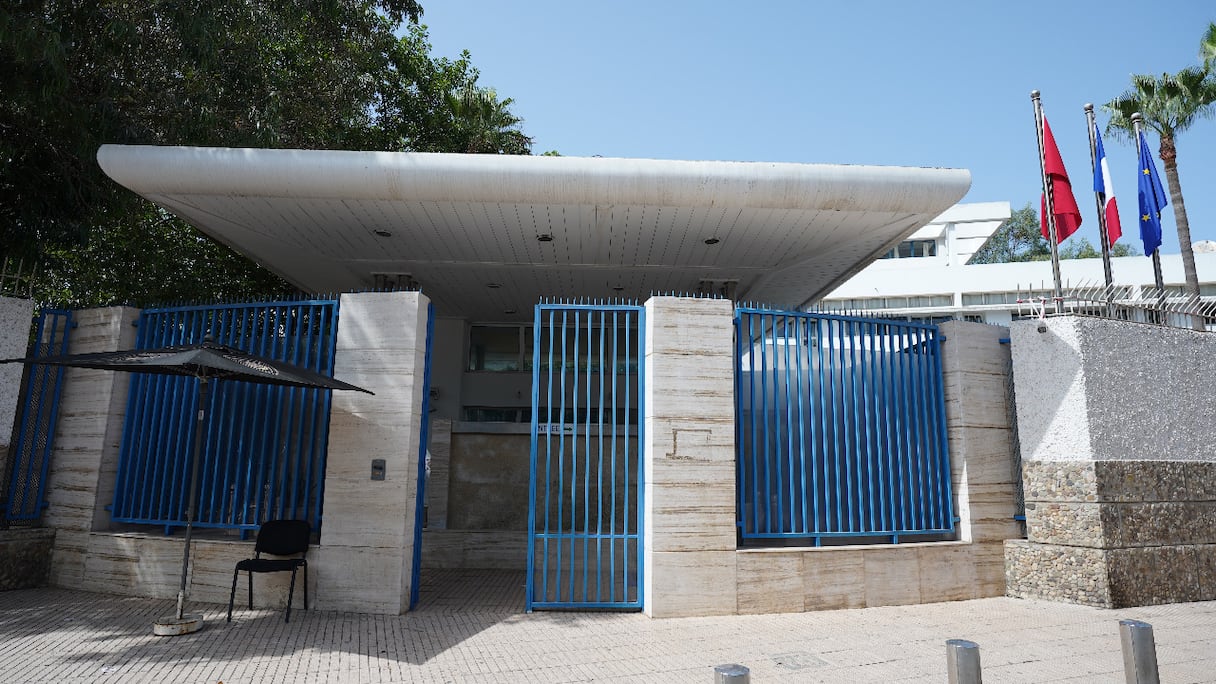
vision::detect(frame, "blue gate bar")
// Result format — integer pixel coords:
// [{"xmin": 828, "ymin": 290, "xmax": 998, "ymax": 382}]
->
[
  {"xmin": 5, "ymin": 310, "xmax": 73, "ymax": 522},
  {"xmin": 111, "ymin": 300, "xmax": 340, "ymax": 534},
  {"xmin": 528, "ymin": 301, "xmax": 644, "ymax": 611},
  {"xmin": 735, "ymin": 307, "xmax": 954, "ymax": 544}
]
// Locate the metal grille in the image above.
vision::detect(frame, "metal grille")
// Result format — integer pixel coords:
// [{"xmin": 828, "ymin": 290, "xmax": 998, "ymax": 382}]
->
[
  {"xmin": 111, "ymin": 300, "xmax": 339, "ymax": 533},
  {"xmin": 735, "ymin": 307, "xmax": 954, "ymax": 544},
  {"xmin": 4, "ymin": 310, "xmax": 72, "ymax": 522},
  {"xmin": 527, "ymin": 302, "xmax": 644, "ymax": 611}
]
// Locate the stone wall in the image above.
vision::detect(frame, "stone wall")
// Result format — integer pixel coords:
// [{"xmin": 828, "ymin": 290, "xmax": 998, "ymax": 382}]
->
[
  {"xmin": 0, "ymin": 297, "xmax": 34, "ymax": 472},
  {"xmin": 38, "ymin": 293, "xmax": 433, "ymax": 616},
  {"xmin": 1006, "ymin": 316, "xmax": 1216, "ymax": 608},
  {"xmin": 1007, "ymin": 459, "xmax": 1216, "ymax": 607},
  {"xmin": 0, "ymin": 529, "xmax": 54, "ymax": 590},
  {"xmin": 642, "ymin": 303, "xmax": 1019, "ymax": 617}
]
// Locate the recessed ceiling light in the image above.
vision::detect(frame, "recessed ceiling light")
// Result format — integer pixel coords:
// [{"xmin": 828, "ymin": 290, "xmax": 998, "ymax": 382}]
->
[
  {"xmin": 537, "ymin": 234, "xmax": 554, "ymax": 242},
  {"xmin": 374, "ymin": 229, "xmax": 392, "ymax": 238},
  {"xmin": 612, "ymin": 286, "xmax": 625, "ymax": 292},
  {"xmin": 487, "ymin": 283, "xmax": 502, "ymax": 289},
  {"xmin": 504, "ymin": 308, "xmax": 517, "ymax": 315},
  {"xmin": 704, "ymin": 237, "xmax": 720, "ymax": 245}
]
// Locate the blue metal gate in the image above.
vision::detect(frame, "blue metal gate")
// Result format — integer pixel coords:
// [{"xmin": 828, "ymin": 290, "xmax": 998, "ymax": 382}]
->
[
  {"xmin": 409, "ymin": 303, "xmax": 435, "ymax": 610},
  {"xmin": 110, "ymin": 300, "xmax": 340, "ymax": 533},
  {"xmin": 527, "ymin": 301, "xmax": 645, "ymax": 611},
  {"xmin": 4, "ymin": 310, "xmax": 73, "ymax": 522},
  {"xmin": 735, "ymin": 307, "xmax": 953, "ymax": 544}
]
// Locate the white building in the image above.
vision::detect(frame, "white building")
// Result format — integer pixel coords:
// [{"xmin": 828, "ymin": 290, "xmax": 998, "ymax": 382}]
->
[{"xmin": 821, "ymin": 201, "xmax": 1216, "ymax": 325}]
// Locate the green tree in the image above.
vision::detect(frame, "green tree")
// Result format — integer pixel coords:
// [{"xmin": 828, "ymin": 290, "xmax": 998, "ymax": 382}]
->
[
  {"xmin": 1, "ymin": 1, "xmax": 530, "ymax": 308},
  {"xmin": 1103, "ymin": 66, "xmax": 1216, "ymax": 298},
  {"xmin": 969, "ymin": 204, "xmax": 1049, "ymax": 264},
  {"xmin": 970, "ymin": 203, "xmax": 1138, "ymax": 264}
]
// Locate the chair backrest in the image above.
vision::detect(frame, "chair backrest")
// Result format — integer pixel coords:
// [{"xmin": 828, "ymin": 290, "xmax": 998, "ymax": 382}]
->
[{"xmin": 254, "ymin": 519, "xmax": 312, "ymax": 557}]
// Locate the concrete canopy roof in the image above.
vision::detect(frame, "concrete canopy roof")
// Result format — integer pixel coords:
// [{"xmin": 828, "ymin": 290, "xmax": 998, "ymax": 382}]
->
[{"xmin": 97, "ymin": 145, "xmax": 970, "ymax": 322}]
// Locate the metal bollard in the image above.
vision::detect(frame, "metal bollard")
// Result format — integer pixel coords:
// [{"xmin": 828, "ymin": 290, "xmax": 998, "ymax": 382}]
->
[
  {"xmin": 713, "ymin": 663, "xmax": 750, "ymax": 683},
  {"xmin": 1119, "ymin": 619, "xmax": 1160, "ymax": 684},
  {"xmin": 945, "ymin": 639, "xmax": 982, "ymax": 684}
]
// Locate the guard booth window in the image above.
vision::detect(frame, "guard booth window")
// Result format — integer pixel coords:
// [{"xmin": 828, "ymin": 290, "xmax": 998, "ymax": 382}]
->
[{"xmin": 467, "ymin": 325, "xmax": 532, "ymax": 371}]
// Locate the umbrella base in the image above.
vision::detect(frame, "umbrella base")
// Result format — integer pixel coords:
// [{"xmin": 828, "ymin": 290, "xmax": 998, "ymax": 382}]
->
[{"xmin": 152, "ymin": 614, "xmax": 204, "ymax": 636}]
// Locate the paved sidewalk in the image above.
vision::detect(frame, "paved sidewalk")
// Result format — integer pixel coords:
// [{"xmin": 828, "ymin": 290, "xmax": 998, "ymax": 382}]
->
[{"xmin": 2, "ymin": 584, "xmax": 1215, "ymax": 683}]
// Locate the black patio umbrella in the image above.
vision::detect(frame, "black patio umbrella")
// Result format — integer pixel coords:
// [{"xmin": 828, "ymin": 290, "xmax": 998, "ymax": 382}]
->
[{"xmin": 1, "ymin": 338, "xmax": 372, "ymax": 633}]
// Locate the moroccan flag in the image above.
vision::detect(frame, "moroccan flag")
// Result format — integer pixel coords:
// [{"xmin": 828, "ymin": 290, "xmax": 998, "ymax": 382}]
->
[
  {"xmin": 1092, "ymin": 123, "xmax": 1122, "ymax": 245},
  {"xmin": 1137, "ymin": 129, "xmax": 1168, "ymax": 255},
  {"xmin": 1039, "ymin": 117, "xmax": 1083, "ymax": 242}
]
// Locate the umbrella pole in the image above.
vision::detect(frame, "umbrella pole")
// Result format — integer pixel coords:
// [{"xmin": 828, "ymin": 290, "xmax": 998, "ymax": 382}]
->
[{"xmin": 177, "ymin": 377, "xmax": 208, "ymax": 620}]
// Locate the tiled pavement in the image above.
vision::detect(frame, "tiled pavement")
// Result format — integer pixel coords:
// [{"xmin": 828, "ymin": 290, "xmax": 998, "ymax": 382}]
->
[{"xmin": 3, "ymin": 570, "xmax": 1216, "ymax": 683}]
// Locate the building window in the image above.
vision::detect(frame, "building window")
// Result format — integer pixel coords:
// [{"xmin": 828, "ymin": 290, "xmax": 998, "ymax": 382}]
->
[
  {"xmin": 467, "ymin": 325, "xmax": 527, "ymax": 371},
  {"xmin": 881, "ymin": 239, "xmax": 938, "ymax": 259}
]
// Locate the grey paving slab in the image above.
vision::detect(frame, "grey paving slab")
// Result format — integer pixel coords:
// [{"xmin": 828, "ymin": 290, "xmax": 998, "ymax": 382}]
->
[{"xmin": 1, "ymin": 576, "xmax": 1216, "ymax": 683}]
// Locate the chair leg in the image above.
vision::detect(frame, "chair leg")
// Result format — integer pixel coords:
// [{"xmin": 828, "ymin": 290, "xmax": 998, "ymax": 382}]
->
[
  {"xmin": 227, "ymin": 568, "xmax": 240, "ymax": 622},
  {"xmin": 247, "ymin": 570, "xmax": 254, "ymax": 609},
  {"xmin": 285, "ymin": 567, "xmax": 297, "ymax": 623}
]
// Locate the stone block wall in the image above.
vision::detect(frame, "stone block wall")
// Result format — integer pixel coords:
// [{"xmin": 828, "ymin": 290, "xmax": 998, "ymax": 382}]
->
[
  {"xmin": 1006, "ymin": 459, "xmax": 1216, "ymax": 607},
  {"xmin": 0, "ymin": 529, "xmax": 54, "ymax": 590},
  {"xmin": 1006, "ymin": 316, "xmax": 1216, "ymax": 608}
]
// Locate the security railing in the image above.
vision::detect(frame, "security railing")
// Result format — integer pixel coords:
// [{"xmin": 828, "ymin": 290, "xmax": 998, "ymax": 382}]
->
[
  {"xmin": 111, "ymin": 300, "xmax": 339, "ymax": 534},
  {"xmin": 734, "ymin": 307, "xmax": 954, "ymax": 544}
]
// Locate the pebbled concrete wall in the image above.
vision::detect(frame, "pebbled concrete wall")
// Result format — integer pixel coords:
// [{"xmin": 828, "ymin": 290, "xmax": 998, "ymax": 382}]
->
[
  {"xmin": 1007, "ymin": 316, "xmax": 1216, "ymax": 607},
  {"xmin": 1011, "ymin": 316, "xmax": 1216, "ymax": 463},
  {"xmin": 0, "ymin": 297, "xmax": 34, "ymax": 461}
]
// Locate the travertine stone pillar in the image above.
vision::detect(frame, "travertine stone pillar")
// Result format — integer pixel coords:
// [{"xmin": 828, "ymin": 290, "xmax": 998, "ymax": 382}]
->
[
  {"xmin": 643, "ymin": 296, "xmax": 737, "ymax": 618},
  {"xmin": 938, "ymin": 321, "xmax": 1022, "ymax": 594},
  {"xmin": 313, "ymin": 292, "xmax": 430, "ymax": 614},
  {"xmin": 45, "ymin": 306, "xmax": 140, "ymax": 588}
]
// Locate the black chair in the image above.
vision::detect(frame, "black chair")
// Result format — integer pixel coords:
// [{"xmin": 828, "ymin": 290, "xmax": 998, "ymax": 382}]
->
[{"xmin": 227, "ymin": 519, "xmax": 311, "ymax": 623}]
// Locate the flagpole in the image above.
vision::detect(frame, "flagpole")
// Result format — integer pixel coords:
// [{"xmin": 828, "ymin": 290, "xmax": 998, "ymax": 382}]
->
[
  {"xmin": 1084, "ymin": 104, "xmax": 1115, "ymax": 290},
  {"xmin": 1132, "ymin": 113, "xmax": 1166, "ymax": 308},
  {"xmin": 1032, "ymin": 90, "xmax": 1064, "ymax": 312}
]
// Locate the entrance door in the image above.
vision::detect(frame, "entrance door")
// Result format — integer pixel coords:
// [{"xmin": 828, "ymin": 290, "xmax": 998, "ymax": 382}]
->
[{"xmin": 527, "ymin": 302, "xmax": 644, "ymax": 611}]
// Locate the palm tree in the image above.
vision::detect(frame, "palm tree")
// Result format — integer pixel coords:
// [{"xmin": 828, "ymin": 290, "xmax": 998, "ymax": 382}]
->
[
  {"xmin": 445, "ymin": 88, "xmax": 533, "ymax": 155},
  {"xmin": 1201, "ymin": 21, "xmax": 1216, "ymax": 71},
  {"xmin": 1103, "ymin": 67, "xmax": 1216, "ymax": 298}
]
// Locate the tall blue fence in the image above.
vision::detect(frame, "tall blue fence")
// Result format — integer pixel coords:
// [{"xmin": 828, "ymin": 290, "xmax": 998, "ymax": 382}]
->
[
  {"xmin": 4, "ymin": 310, "xmax": 73, "ymax": 522},
  {"xmin": 111, "ymin": 300, "xmax": 340, "ymax": 533},
  {"xmin": 735, "ymin": 307, "xmax": 953, "ymax": 544},
  {"xmin": 527, "ymin": 302, "xmax": 645, "ymax": 611}
]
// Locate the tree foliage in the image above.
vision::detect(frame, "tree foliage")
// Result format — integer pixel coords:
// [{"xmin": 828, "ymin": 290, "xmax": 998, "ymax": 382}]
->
[
  {"xmin": 1102, "ymin": 54, "xmax": 1216, "ymax": 298},
  {"xmin": 969, "ymin": 204, "xmax": 1138, "ymax": 265},
  {"xmin": 1, "ymin": 1, "xmax": 531, "ymax": 308}
]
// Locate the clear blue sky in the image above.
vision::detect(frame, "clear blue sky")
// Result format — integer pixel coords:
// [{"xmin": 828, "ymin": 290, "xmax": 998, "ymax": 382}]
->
[{"xmin": 418, "ymin": 1, "xmax": 1215, "ymax": 257}]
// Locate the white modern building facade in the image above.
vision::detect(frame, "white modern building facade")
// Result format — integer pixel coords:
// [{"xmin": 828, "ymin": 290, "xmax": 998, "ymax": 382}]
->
[{"xmin": 821, "ymin": 201, "xmax": 1216, "ymax": 325}]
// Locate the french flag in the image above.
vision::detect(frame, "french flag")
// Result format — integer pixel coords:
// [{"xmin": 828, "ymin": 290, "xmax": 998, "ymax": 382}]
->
[{"xmin": 1092, "ymin": 123, "xmax": 1122, "ymax": 245}]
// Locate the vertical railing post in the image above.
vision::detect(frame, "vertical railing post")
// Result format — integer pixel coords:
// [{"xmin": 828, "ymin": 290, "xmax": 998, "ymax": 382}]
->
[
  {"xmin": 1119, "ymin": 620, "xmax": 1160, "ymax": 684},
  {"xmin": 945, "ymin": 639, "xmax": 982, "ymax": 684}
]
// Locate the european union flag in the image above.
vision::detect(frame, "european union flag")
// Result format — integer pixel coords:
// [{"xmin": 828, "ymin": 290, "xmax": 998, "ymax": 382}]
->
[{"xmin": 1137, "ymin": 130, "xmax": 1168, "ymax": 256}]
